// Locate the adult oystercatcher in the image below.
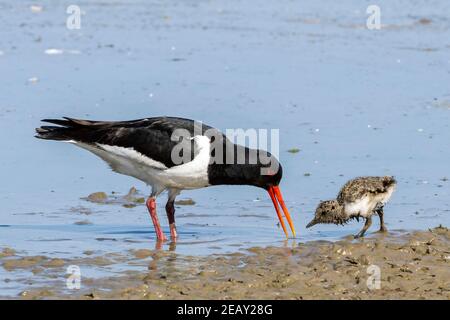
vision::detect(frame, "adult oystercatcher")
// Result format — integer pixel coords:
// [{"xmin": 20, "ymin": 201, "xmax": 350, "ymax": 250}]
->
[
  {"xmin": 36, "ymin": 117, "xmax": 296, "ymax": 241},
  {"xmin": 306, "ymin": 176, "xmax": 396, "ymax": 238}
]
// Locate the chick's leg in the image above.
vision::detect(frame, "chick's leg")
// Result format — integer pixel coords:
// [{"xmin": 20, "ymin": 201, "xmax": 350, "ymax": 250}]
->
[{"xmin": 354, "ymin": 216, "xmax": 372, "ymax": 238}]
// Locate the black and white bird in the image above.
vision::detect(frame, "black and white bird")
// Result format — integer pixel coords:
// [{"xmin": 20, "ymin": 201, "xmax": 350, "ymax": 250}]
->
[
  {"xmin": 306, "ymin": 176, "xmax": 396, "ymax": 238},
  {"xmin": 36, "ymin": 117, "xmax": 296, "ymax": 242}
]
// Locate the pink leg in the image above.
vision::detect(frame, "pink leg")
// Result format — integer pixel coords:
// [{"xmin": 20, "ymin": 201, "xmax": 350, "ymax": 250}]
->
[{"xmin": 146, "ymin": 197, "xmax": 167, "ymax": 241}]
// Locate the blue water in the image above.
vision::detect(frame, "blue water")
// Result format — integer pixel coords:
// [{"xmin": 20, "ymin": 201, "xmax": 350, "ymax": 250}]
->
[{"xmin": 1, "ymin": 0, "xmax": 449, "ymax": 297}]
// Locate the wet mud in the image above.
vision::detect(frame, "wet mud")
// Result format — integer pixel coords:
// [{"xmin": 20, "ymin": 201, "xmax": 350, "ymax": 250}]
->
[{"xmin": 2, "ymin": 227, "xmax": 448, "ymax": 299}]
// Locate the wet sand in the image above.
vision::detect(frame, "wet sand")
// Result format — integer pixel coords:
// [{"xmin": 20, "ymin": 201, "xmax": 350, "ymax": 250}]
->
[{"xmin": 3, "ymin": 226, "xmax": 448, "ymax": 300}]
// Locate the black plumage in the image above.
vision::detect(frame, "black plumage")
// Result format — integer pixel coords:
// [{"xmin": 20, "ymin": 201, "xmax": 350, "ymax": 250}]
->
[
  {"xmin": 36, "ymin": 117, "xmax": 213, "ymax": 168},
  {"xmin": 35, "ymin": 116, "xmax": 281, "ymax": 188}
]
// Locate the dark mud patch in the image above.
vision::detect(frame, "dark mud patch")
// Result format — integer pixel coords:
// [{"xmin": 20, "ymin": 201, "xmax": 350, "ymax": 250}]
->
[
  {"xmin": 82, "ymin": 188, "xmax": 146, "ymax": 207},
  {"xmin": 85, "ymin": 192, "xmax": 108, "ymax": 203},
  {"xmin": 0, "ymin": 248, "xmax": 16, "ymax": 258},
  {"xmin": 175, "ymin": 198, "xmax": 196, "ymax": 206},
  {"xmin": 74, "ymin": 220, "xmax": 92, "ymax": 226}
]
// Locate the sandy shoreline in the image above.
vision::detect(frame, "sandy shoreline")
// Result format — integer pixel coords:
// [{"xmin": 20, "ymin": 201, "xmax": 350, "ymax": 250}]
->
[{"xmin": 2, "ymin": 226, "xmax": 448, "ymax": 300}]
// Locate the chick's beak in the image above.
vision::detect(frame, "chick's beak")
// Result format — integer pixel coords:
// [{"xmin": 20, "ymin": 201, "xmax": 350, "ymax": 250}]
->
[
  {"xmin": 267, "ymin": 185, "xmax": 296, "ymax": 238},
  {"xmin": 306, "ymin": 218, "xmax": 317, "ymax": 229}
]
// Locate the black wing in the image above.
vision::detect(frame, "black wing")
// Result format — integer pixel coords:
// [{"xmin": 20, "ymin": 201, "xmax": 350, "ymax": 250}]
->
[{"xmin": 35, "ymin": 116, "xmax": 218, "ymax": 168}]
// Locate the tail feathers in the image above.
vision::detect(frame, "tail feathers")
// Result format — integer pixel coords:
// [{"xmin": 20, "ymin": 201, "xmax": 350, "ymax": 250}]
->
[
  {"xmin": 40, "ymin": 118, "xmax": 72, "ymax": 127},
  {"xmin": 35, "ymin": 117, "xmax": 115, "ymax": 141},
  {"xmin": 35, "ymin": 125, "xmax": 72, "ymax": 141},
  {"xmin": 41, "ymin": 117, "xmax": 99, "ymax": 127},
  {"xmin": 35, "ymin": 117, "xmax": 94, "ymax": 141}
]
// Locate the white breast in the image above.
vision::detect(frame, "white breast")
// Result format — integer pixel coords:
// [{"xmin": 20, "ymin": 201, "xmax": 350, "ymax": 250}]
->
[
  {"xmin": 161, "ymin": 135, "xmax": 211, "ymax": 190},
  {"xmin": 344, "ymin": 196, "xmax": 375, "ymax": 218}
]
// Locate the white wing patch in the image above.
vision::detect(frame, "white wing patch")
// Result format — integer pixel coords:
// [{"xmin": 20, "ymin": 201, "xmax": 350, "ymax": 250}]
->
[
  {"xmin": 96, "ymin": 144, "xmax": 168, "ymax": 170},
  {"xmin": 68, "ymin": 136, "xmax": 211, "ymax": 191},
  {"xmin": 69, "ymin": 142, "xmax": 164, "ymax": 187}
]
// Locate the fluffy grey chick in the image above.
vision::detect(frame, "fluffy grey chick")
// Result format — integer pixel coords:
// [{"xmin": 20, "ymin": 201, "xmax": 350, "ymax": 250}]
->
[{"xmin": 307, "ymin": 176, "xmax": 396, "ymax": 238}]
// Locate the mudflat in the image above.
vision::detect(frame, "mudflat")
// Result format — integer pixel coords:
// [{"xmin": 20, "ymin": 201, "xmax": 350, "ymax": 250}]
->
[{"xmin": 4, "ymin": 226, "xmax": 448, "ymax": 299}]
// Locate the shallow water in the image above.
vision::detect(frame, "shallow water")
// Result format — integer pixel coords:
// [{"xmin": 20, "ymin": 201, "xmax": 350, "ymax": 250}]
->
[{"xmin": 1, "ymin": 0, "xmax": 450, "ymax": 297}]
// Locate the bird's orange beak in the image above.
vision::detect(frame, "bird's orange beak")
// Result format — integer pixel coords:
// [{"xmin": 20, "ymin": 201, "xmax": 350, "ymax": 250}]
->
[{"xmin": 267, "ymin": 186, "xmax": 296, "ymax": 238}]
